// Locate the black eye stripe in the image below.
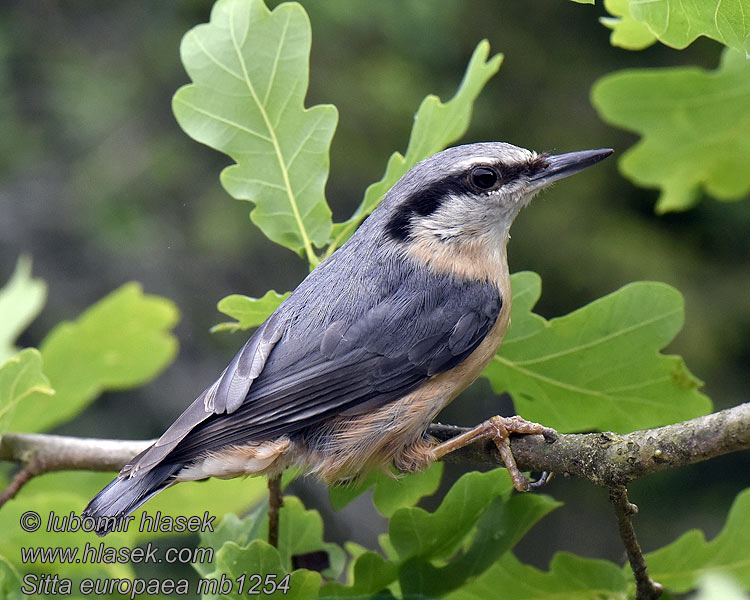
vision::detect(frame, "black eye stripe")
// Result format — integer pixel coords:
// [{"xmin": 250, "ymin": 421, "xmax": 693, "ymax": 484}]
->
[
  {"xmin": 498, "ymin": 162, "xmax": 532, "ymax": 181},
  {"xmin": 480, "ymin": 155, "xmax": 550, "ymax": 186},
  {"xmin": 386, "ymin": 173, "xmax": 466, "ymax": 241},
  {"xmin": 385, "ymin": 155, "xmax": 550, "ymax": 241},
  {"xmin": 386, "ymin": 208, "xmax": 412, "ymax": 241}
]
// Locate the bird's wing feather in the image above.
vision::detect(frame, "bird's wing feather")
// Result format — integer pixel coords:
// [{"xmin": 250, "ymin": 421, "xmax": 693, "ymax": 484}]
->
[
  {"xmin": 166, "ymin": 275, "xmax": 502, "ymax": 465},
  {"xmin": 123, "ymin": 315, "xmax": 284, "ymax": 476}
]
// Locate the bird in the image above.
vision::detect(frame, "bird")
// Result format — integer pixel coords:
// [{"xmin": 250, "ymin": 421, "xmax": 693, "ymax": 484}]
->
[{"xmin": 84, "ymin": 141, "xmax": 612, "ymax": 534}]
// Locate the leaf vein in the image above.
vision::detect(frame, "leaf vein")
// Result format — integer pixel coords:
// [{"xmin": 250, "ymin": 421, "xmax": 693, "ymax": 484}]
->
[
  {"xmin": 229, "ymin": 2, "xmax": 315, "ymax": 265},
  {"xmin": 263, "ymin": 9, "xmax": 290, "ymax": 107},
  {"xmin": 193, "ymin": 34, "xmax": 244, "ymax": 83},
  {"xmin": 174, "ymin": 98, "xmax": 272, "ymax": 142},
  {"xmin": 512, "ymin": 307, "xmax": 681, "ymax": 366}
]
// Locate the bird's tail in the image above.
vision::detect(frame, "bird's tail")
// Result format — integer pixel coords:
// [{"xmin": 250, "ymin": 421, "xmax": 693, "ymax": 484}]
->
[{"xmin": 82, "ymin": 462, "xmax": 182, "ymax": 536}]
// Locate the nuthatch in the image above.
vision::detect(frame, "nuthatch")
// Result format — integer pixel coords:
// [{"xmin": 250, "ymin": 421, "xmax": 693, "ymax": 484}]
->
[{"xmin": 85, "ymin": 142, "xmax": 612, "ymax": 533}]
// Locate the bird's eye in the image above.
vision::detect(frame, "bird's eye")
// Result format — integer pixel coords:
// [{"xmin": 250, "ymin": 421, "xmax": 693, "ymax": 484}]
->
[{"xmin": 469, "ymin": 166, "xmax": 500, "ymax": 191}]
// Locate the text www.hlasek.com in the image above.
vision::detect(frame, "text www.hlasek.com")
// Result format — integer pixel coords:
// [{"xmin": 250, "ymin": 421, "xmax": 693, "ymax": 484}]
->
[{"xmin": 21, "ymin": 542, "xmax": 213, "ymax": 565}]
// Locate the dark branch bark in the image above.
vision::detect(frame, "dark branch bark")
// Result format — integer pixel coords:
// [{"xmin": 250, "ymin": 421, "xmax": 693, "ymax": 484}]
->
[
  {"xmin": 609, "ymin": 485, "xmax": 663, "ymax": 600},
  {"xmin": 0, "ymin": 457, "xmax": 42, "ymax": 507},
  {"xmin": 430, "ymin": 402, "xmax": 750, "ymax": 485},
  {"xmin": 267, "ymin": 474, "xmax": 283, "ymax": 548}
]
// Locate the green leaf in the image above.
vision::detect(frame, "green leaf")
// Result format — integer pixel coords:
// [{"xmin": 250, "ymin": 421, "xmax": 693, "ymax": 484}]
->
[
  {"xmin": 202, "ymin": 540, "xmax": 321, "ymax": 600},
  {"xmin": 0, "ymin": 554, "xmax": 23, "ymax": 600},
  {"xmin": 321, "ymin": 551, "xmax": 399, "ymax": 598},
  {"xmin": 600, "ymin": 0, "xmax": 657, "ymax": 49},
  {"xmin": 200, "ymin": 507, "xmax": 267, "ymax": 567},
  {"xmin": 327, "ymin": 40, "xmax": 503, "ymax": 252},
  {"xmin": 388, "ymin": 468, "xmax": 512, "ymax": 562},
  {"xmin": 645, "ymin": 488, "xmax": 750, "ymax": 593},
  {"xmin": 399, "ymin": 493, "xmax": 561, "ymax": 597},
  {"xmin": 0, "ymin": 256, "xmax": 47, "ymax": 364},
  {"xmin": 484, "ymin": 272, "xmax": 711, "ymax": 433},
  {"xmin": 174, "ymin": 0, "xmax": 337, "ymax": 264},
  {"xmin": 200, "ymin": 496, "xmax": 344, "ymax": 581},
  {"xmin": 372, "ymin": 463, "xmax": 443, "ymax": 517},
  {"xmin": 0, "ymin": 349, "xmax": 54, "ymax": 432},
  {"xmin": 329, "ymin": 463, "xmax": 443, "ymax": 517},
  {"xmin": 0, "ymin": 483, "xmax": 135, "ymax": 579},
  {"xmin": 630, "ymin": 0, "xmax": 750, "ymax": 55},
  {"xmin": 592, "ymin": 48, "xmax": 750, "ymax": 213},
  {"xmin": 444, "ymin": 552, "xmax": 629, "ymax": 600},
  {"xmin": 212, "ymin": 290, "xmax": 290, "ymax": 333},
  {"xmin": 4, "ymin": 283, "xmax": 178, "ymax": 433},
  {"xmin": 256, "ymin": 496, "xmax": 345, "ymax": 580},
  {"xmin": 325, "ymin": 488, "xmax": 548, "ymax": 600},
  {"xmin": 328, "ymin": 471, "xmax": 379, "ymax": 512}
]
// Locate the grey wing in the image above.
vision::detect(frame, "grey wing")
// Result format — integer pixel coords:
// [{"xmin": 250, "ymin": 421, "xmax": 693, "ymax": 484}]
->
[
  {"xmin": 123, "ymin": 314, "xmax": 284, "ymax": 477},
  {"xmin": 165, "ymin": 278, "xmax": 502, "ymax": 464}
]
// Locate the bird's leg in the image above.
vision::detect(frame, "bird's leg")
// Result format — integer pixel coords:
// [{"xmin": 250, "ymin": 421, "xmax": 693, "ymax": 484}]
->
[{"xmin": 431, "ymin": 415, "xmax": 557, "ymax": 491}]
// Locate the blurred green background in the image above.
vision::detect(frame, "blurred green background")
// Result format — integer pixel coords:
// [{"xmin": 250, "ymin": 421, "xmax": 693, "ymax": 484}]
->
[{"xmin": 1, "ymin": 0, "xmax": 747, "ymax": 577}]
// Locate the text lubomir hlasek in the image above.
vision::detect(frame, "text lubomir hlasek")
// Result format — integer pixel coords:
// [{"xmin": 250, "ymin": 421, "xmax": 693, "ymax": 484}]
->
[{"xmin": 44, "ymin": 510, "xmax": 215, "ymax": 534}]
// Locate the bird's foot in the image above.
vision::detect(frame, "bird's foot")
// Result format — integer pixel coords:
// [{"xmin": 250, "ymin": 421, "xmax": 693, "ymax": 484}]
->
[{"xmin": 432, "ymin": 415, "xmax": 557, "ymax": 492}]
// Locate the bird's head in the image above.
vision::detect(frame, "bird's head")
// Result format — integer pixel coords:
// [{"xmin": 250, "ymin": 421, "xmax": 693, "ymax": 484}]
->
[{"xmin": 375, "ymin": 142, "xmax": 613, "ymax": 282}]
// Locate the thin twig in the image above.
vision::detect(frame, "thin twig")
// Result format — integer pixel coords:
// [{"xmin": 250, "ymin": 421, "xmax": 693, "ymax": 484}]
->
[
  {"xmin": 267, "ymin": 474, "xmax": 283, "ymax": 548},
  {"xmin": 0, "ymin": 458, "xmax": 42, "ymax": 506},
  {"xmin": 609, "ymin": 485, "xmax": 663, "ymax": 600}
]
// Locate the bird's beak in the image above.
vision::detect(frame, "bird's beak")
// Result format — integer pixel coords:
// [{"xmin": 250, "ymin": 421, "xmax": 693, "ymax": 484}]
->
[{"xmin": 528, "ymin": 148, "xmax": 614, "ymax": 191}]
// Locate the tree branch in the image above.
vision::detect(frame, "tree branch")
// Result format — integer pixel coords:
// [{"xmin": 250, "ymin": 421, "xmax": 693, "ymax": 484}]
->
[
  {"xmin": 429, "ymin": 402, "xmax": 749, "ymax": 600},
  {"xmin": 0, "ymin": 433, "xmax": 151, "ymax": 473},
  {"xmin": 0, "ymin": 434, "xmax": 151, "ymax": 507},
  {"xmin": 2, "ymin": 404, "xmax": 748, "ymax": 597},
  {"xmin": 1, "ymin": 404, "xmax": 748, "ymax": 501},
  {"xmin": 430, "ymin": 402, "xmax": 750, "ymax": 484}
]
